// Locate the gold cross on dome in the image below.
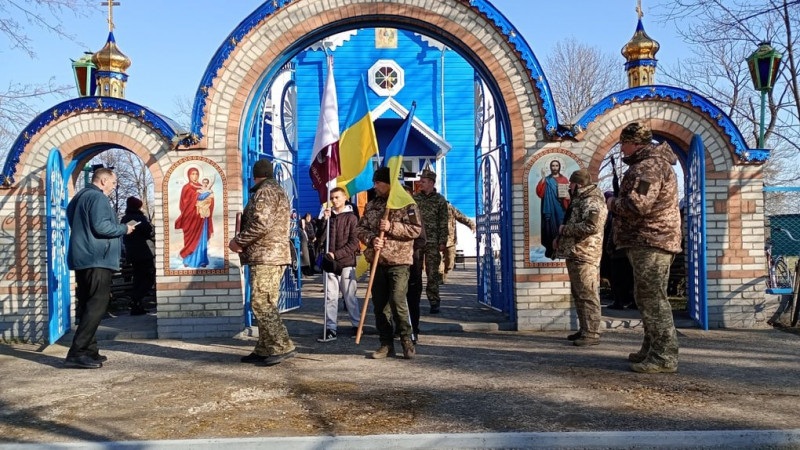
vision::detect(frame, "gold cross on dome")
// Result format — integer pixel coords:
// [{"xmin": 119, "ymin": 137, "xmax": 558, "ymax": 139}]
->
[
  {"xmin": 103, "ymin": 0, "xmax": 121, "ymax": 32},
  {"xmin": 636, "ymin": 0, "xmax": 644, "ymax": 20}
]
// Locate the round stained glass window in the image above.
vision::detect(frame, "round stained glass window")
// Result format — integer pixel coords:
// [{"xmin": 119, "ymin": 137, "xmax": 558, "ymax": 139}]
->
[{"xmin": 368, "ymin": 60, "xmax": 404, "ymax": 97}]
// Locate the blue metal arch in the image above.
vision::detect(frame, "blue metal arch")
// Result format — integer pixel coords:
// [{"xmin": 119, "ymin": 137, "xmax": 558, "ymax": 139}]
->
[
  {"xmin": 192, "ymin": 0, "xmax": 558, "ymax": 140},
  {"xmin": 2, "ymin": 97, "xmax": 185, "ymax": 185},
  {"xmin": 569, "ymin": 85, "xmax": 764, "ymax": 162}
]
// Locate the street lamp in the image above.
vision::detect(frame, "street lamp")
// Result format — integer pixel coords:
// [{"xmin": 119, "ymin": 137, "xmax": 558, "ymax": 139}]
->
[{"xmin": 746, "ymin": 41, "xmax": 782, "ymax": 149}]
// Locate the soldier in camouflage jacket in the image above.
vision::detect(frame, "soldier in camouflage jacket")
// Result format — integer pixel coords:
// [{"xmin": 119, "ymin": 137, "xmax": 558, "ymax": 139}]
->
[
  {"xmin": 412, "ymin": 169, "xmax": 449, "ymax": 313},
  {"xmin": 554, "ymin": 169, "xmax": 607, "ymax": 346},
  {"xmin": 229, "ymin": 159, "xmax": 296, "ymax": 366},
  {"xmin": 356, "ymin": 168, "xmax": 422, "ymax": 360},
  {"xmin": 441, "ymin": 203, "xmax": 476, "ymax": 282},
  {"xmin": 606, "ymin": 122, "xmax": 680, "ymax": 374}
]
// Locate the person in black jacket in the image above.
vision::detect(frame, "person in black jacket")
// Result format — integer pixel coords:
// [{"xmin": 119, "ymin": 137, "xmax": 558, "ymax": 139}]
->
[
  {"xmin": 316, "ymin": 187, "xmax": 362, "ymax": 342},
  {"xmin": 120, "ymin": 197, "xmax": 155, "ymax": 316}
]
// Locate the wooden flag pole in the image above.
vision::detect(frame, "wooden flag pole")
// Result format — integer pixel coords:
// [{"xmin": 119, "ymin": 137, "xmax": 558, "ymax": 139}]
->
[{"xmin": 355, "ymin": 208, "xmax": 390, "ymax": 344}]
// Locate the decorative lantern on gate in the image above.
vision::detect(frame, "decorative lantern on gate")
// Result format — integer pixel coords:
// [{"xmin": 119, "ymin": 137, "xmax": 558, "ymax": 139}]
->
[{"xmin": 71, "ymin": 52, "xmax": 97, "ymax": 97}]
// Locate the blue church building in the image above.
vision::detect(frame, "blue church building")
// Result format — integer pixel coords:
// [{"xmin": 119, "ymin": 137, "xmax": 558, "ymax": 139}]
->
[{"xmin": 277, "ymin": 28, "xmax": 477, "ymax": 220}]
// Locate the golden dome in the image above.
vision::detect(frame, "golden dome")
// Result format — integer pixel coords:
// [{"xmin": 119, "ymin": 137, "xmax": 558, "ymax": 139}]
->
[
  {"xmin": 621, "ymin": 19, "xmax": 660, "ymax": 62},
  {"xmin": 91, "ymin": 32, "xmax": 131, "ymax": 73}
]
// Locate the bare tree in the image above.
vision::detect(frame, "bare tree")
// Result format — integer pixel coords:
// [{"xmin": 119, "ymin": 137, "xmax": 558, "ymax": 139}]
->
[
  {"xmin": 656, "ymin": 0, "xmax": 800, "ymax": 216},
  {"xmin": 0, "ymin": 0, "xmax": 98, "ymax": 160},
  {"xmin": 87, "ymin": 149, "xmax": 154, "ymax": 219},
  {"xmin": 171, "ymin": 95, "xmax": 193, "ymax": 130},
  {"xmin": 543, "ymin": 37, "xmax": 627, "ymax": 122}
]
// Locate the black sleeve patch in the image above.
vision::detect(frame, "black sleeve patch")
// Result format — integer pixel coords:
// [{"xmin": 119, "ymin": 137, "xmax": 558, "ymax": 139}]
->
[
  {"xmin": 636, "ymin": 180, "xmax": 651, "ymax": 195},
  {"xmin": 408, "ymin": 208, "xmax": 419, "ymax": 225}
]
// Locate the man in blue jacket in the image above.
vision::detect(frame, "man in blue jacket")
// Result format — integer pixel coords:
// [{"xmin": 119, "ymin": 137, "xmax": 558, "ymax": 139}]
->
[{"xmin": 65, "ymin": 168, "xmax": 134, "ymax": 369}]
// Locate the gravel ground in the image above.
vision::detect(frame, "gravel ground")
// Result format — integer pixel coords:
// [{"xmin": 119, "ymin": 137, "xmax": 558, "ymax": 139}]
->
[{"xmin": 1, "ymin": 327, "xmax": 799, "ymax": 444}]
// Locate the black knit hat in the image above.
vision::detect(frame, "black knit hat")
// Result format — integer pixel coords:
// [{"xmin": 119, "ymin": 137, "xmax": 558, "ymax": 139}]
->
[
  {"xmin": 373, "ymin": 167, "xmax": 391, "ymax": 184},
  {"xmin": 126, "ymin": 196, "xmax": 143, "ymax": 210},
  {"xmin": 252, "ymin": 159, "xmax": 274, "ymax": 179}
]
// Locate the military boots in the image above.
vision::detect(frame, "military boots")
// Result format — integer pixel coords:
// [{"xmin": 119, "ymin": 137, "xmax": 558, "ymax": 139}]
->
[
  {"xmin": 370, "ymin": 344, "xmax": 395, "ymax": 359},
  {"xmin": 401, "ymin": 338, "xmax": 416, "ymax": 359}
]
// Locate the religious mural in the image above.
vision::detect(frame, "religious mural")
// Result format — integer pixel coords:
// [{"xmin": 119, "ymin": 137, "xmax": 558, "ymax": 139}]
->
[
  {"xmin": 163, "ymin": 157, "xmax": 228, "ymax": 275},
  {"xmin": 525, "ymin": 149, "xmax": 582, "ymax": 265}
]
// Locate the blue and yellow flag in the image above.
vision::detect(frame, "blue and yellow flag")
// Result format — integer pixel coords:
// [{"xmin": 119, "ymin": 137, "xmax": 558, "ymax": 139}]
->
[
  {"xmin": 384, "ymin": 103, "xmax": 417, "ymax": 210},
  {"xmin": 337, "ymin": 76, "xmax": 379, "ymax": 197}
]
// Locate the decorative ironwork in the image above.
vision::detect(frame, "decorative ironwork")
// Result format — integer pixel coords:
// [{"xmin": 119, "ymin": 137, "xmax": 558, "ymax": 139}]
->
[
  {"xmin": 686, "ymin": 134, "xmax": 708, "ymax": 330},
  {"xmin": 46, "ymin": 148, "xmax": 70, "ymax": 344}
]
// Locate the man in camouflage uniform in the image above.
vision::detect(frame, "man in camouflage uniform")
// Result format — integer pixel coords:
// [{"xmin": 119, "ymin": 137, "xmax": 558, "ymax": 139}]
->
[
  {"xmin": 356, "ymin": 167, "xmax": 422, "ymax": 359},
  {"xmin": 553, "ymin": 169, "xmax": 608, "ymax": 347},
  {"xmin": 229, "ymin": 159, "xmax": 296, "ymax": 366},
  {"xmin": 440, "ymin": 203, "xmax": 476, "ymax": 283},
  {"xmin": 413, "ymin": 169, "xmax": 448, "ymax": 313},
  {"xmin": 606, "ymin": 122, "xmax": 682, "ymax": 373}
]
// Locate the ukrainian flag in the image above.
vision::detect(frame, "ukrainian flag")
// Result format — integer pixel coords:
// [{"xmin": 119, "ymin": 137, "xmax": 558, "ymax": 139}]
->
[
  {"xmin": 337, "ymin": 76, "xmax": 379, "ymax": 197},
  {"xmin": 384, "ymin": 103, "xmax": 417, "ymax": 210}
]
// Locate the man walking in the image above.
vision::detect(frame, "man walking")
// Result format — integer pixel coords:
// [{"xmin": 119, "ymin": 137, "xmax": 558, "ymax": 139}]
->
[
  {"xmin": 606, "ymin": 122, "xmax": 682, "ymax": 373},
  {"xmin": 65, "ymin": 168, "xmax": 134, "ymax": 369},
  {"xmin": 413, "ymin": 169, "xmax": 448, "ymax": 314},
  {"xmin": 356, "ymin": 167, "xmax": 421, "ymax": 359},
  {"xmin": 230, "ymin": 159, "xmax": 296, "ymax": 366},
  {"xmin": 441, "ymin": 203, "xmax": 475, "ymax": 283},
  {"xmin": 317, "ymin": 187, "xmax": 362, "ymax": 342},
  {"xmin": 554, "ymin": 169, "xmax": 607, "ymax": 347}
]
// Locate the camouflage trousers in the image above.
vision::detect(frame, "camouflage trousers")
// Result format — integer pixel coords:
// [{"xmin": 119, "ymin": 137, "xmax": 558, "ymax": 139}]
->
[
  {"xmin": 249, "ymin": 265, "xmax": 295, "ymax": 356},
  {"xmin": 565, "ymin": 259, "xmax": 601, "ymax": 339},
  {"xmin": 422, "ymin": 244, "xmax": 443, "ymax": 306},
  {"xmin": 627, "ymin": 247, "xmax": 679, "ymax": 366},
  {"xmin": 440, "ymin": 245, "xmax": 457, "ymax": 276}
]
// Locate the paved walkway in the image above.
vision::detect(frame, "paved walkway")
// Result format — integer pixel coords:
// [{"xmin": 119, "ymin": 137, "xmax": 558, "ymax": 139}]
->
[
  {"xmin": 86, "ymin": 261, "xmax": 513, "ymax": 341},
  {"xmin": 86, "ymin": 261, "xmax": 691, "ymax": 341}
]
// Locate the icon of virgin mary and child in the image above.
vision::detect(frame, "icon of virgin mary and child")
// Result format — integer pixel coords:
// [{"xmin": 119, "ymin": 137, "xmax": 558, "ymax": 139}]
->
[{"xmin": 174, "ymin": 165, "xmax": 216, "ymax": 268}]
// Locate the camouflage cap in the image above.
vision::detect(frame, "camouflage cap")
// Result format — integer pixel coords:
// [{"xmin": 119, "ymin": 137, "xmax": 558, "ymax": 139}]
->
[
  {"xmin": 569, "ymin": 169, "xmax": 592, "ymax": 186},
  {"xmin": 419, "ymin": 169, "xmax": 437, "ymax": 182},
  {"xmin": 619, "ymin": 122, "xmax": 653, "ymax": 145}
]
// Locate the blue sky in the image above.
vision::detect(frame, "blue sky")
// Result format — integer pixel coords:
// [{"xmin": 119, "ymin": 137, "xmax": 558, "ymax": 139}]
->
[{"xmin": 1, "ymin": 0, "xmax": 687, "ymax": 123}]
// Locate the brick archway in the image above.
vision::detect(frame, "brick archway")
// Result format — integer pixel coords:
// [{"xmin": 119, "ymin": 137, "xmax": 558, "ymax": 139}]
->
[
  {"xmin": 580, "ymin": 101, "xmax": 738, "ymax": 176},
  {"xmin": 0, "ymin": 111, "xmax": 170, "ymax": 342},
  {"xmin": 194, "ymin": 0, "xmax": 550, "ymax": 186}
]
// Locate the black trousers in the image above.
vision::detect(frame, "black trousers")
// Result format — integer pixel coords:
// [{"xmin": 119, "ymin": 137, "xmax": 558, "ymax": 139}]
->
[
  {"xmin": 129, "ymin": 259, "xmax": 155, "ymax": 304},
  {"xmin": 407, "ymin": 255, "xmax": 424, "ymax": 334},
  {"xmin": 68, "ymin": 268, "xmax": 112, "ymax": 358}
]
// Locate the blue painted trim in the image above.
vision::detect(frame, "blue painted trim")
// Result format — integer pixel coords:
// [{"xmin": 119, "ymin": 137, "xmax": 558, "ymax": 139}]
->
[
  {"xmin": 763, "ymin": 186, "xmax": 800, "ymax": 192},
  {"xmin": 570, "ymin": 85, "xmax": 762, "ymax": 162},
  {"xmin": 766, "ymin": 288, "xmax": 793, "ymax": 295},
  {"xmin": 624, "ymin": 59, "xmax": 657, "ymax": 70},
  {"xmin": 95, "ymin": 70, "xmax": 128, "ymax": 81},
  {"xmin": 2, "ymin": 97, "xmax": 183, "ymax": 185},
  {"xmin": 469, "ymin": 0, "xmax": 558, "ymax": 134},
  {"xmin": 191, "ymin": 0, "xmax": 296, "ymax": 139},
  {"xmin": 191, "ymin": 0, "xmax": 558, "ymax": 138}
]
